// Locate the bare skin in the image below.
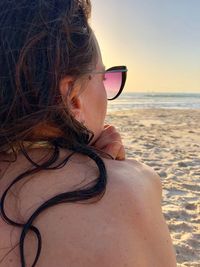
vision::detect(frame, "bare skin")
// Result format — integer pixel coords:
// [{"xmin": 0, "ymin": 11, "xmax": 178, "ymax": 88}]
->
[{"xmin": 0, "ymin": 128, "xmax": 177, "ymax": 267}]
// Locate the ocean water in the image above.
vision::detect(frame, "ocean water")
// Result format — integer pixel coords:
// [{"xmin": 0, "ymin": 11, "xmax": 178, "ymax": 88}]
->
[{"xmin": 107, "ymin": 92, "xmax": 200, "ymax": 112}]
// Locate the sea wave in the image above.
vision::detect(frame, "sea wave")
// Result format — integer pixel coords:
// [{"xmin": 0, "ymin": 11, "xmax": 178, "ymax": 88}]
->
[{"xmin": 107, "ymin": 92, "xmax": 200, "ymax": 111}]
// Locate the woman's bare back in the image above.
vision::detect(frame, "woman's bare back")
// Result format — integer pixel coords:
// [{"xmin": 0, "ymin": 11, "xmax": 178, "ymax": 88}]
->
[{"xmin": 0, "ymin": 149, "xmax": 176, "ymax": 267}]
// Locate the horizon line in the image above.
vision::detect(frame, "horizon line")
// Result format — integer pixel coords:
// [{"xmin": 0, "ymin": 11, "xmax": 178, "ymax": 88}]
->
[{"xmin": 123, "ymin": 91, "xmax": 200, "ymax": 94}]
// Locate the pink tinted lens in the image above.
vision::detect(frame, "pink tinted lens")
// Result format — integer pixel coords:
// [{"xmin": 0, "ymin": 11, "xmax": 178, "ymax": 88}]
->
[{"xmin": 103, "ymin": 71, "xmax": 122, "ymax": 99}]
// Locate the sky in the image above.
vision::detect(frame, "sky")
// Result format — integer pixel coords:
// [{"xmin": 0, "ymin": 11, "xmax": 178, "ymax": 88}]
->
[{"xmin": 91, "ymin": 0, "xmax": 200, "ymax": 93}]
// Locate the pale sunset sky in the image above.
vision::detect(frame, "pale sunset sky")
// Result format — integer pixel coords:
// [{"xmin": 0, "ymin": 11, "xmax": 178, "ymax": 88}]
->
[{"xmin": 91, "ymin": 0, "xmax": 200, "ymax": 93}]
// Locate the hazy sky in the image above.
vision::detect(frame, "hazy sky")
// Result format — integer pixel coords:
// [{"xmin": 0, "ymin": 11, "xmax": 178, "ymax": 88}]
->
[{"xmin": 91, "ymin": 0, "xmax": 200, "ymax": 93}]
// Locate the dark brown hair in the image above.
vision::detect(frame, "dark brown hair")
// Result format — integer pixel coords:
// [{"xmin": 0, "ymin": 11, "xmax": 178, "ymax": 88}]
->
[{"xmin": 0, "ymin": 1, "xmax": 109, "ymax": 266}]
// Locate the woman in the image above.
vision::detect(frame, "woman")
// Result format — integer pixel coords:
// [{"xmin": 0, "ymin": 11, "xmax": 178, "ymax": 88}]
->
[{"xmin": 0, "ymin": 0, "xmax": 177, "ymax": 266}]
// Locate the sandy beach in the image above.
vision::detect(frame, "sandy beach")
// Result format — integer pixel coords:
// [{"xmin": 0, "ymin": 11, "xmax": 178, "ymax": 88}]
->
[{"xmin": 105, "ymin": 108, "xmax": 200, "ymax": 267}]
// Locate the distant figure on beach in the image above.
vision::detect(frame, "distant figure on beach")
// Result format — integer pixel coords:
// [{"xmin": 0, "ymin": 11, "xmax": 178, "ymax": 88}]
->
[{"xmin": 0, "ymin": 1, "xmax": 177, "ymax": 266}]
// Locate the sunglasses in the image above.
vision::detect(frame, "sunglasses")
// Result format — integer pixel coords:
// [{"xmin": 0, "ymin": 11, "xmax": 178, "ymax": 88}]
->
[{"xmin": 89, "ymin": 66, "xmax": 128, "ymax": 100}]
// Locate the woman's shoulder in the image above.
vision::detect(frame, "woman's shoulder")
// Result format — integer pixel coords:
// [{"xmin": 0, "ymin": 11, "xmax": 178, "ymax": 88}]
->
[
  {"xmin": 104, "ymin": 156, "xmax": 161, "ymax": 182},
  {"xmin": 0, "ymin": 153, "xmax": 173, "ymax": 267},
  {"xmin": 1, "ymin": 153, "xmax": 175, "ymax": 267},
  {"xmin": 33, "ymin": 157, "xmax": 176, "ymax": 267},
  {"xmin": 33, "ymin": 156, "xmax": 163, "ymax": 224},
  {"xmin": 29, "ymin": 158, "xmax": 162, "ymax": 266},
  {"xmin": 103, "ymin": 157, "xmax": 162, "ymax": 201}
]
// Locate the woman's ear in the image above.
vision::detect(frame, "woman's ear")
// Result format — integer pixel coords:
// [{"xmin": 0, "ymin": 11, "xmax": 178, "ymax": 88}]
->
[{"xmin": 59, "ymin": 76, "xmax": 85, "ymax": 124}]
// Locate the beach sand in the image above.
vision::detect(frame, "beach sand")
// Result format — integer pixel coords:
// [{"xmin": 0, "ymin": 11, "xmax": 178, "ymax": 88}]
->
[{"xmin": 105, "ymin": 108, "xmax": 200, "ymax": 267}]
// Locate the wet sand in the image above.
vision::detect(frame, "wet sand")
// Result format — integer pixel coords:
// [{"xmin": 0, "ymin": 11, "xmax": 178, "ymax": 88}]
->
[{"xmin": 105, "ymin": 108, "xmax": 200, "ymax": 267}]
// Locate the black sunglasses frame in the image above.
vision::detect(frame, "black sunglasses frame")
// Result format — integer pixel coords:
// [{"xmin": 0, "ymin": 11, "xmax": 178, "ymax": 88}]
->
[{"xmin": 104, "ymin": 65, "xmax": 128, "ymax": 100}]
